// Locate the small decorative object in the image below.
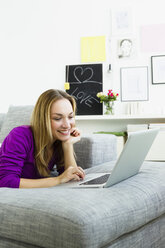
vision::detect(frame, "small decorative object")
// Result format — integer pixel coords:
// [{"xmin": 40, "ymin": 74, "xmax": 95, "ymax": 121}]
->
[{"xmin": 97, "ymin": 90, "xmax": 119, "ymax": 115}]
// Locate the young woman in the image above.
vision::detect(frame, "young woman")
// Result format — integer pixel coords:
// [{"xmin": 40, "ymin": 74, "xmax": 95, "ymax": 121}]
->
[{"xmin": 0, "ymin": 89, "xmax": 85, "ymax": 188}]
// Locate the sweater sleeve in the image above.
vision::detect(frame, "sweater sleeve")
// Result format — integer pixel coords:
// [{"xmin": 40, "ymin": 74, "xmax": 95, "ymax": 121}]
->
[{"xmin": 0, "ymin": 126, "xmax": 33, "ymax": 188}]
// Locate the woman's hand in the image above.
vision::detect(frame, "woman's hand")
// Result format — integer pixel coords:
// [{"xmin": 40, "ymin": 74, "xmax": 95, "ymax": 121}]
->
[
  {"xmin": 62, "ymin": 127, "xmax": 81, "ymax": 171},
  {"xmin": 58, "ymin": 166, "xmax": 85, "ymax": 184},
  {"xmin": 62, "ymin": 127, "xmax": 81, "ymax": 147},
  {"xmin": 70, "ymin": 127, "xmax": 80, "ymax": 137}
]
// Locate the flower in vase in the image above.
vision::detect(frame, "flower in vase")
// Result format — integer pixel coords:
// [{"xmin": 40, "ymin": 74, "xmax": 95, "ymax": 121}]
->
[
  {"xmin": 96, "ymin": 89, "xmax": 119, "ymax": 115},
  {"xmin": 97, "ymin": 89, "xmax": 119, "ymax": 103}
]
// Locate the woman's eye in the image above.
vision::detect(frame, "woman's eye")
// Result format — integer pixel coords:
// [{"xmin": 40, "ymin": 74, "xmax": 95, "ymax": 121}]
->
[
  {"xmin": 52, "ymin": 116, "xmax": 73, "ymax": 121},
  {"xmin": 53, "ymin": 118, "xmax": 61, "ymax": 121}
]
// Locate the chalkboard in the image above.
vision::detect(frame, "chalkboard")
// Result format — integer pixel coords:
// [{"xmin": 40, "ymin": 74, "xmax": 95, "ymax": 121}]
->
[{"xmin": 65, "ymin": 64, "xmax": 103, "ymax": 115}]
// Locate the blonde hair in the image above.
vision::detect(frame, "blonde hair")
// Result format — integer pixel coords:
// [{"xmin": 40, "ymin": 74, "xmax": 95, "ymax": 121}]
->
[{"xmin": 30, "ymin": 89, "xmax": 76, "ymax": 177}]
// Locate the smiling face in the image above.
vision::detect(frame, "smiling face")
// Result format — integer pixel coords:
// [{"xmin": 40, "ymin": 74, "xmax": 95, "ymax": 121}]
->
[{"xmin": 50, "ymin": 98, "xmax": 75, "ymax": 141}]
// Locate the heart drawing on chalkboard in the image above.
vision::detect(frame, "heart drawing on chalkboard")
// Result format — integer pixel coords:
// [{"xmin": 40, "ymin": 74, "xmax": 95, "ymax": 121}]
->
[{"xmin": 74, "ymin": 66, "xmax": 93, "ymax": 83}]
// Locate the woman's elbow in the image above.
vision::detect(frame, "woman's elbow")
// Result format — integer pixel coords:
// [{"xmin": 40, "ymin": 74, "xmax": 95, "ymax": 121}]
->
[{"xmin": 0, "ymin": 175, "xmax": 20, "ymax": 188}]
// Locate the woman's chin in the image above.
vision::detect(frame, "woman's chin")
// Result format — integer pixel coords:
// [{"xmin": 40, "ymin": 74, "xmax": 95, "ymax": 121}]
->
[
  {"xmin": 56, "ymin": 133, "xmax": 70, "ymax": 141},
  {"xmin": 61, "ymin": 136, "xmax": 70, "ymax": 141}
]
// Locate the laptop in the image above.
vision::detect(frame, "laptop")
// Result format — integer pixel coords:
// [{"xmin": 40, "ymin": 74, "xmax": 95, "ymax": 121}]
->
[{"xmin": 58, "ymin": 128, "xmax": 159, "ymax": 188}]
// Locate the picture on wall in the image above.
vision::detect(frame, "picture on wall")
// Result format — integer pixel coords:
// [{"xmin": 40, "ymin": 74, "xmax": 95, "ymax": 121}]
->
[
  {"xmin": 65, "ymin": 64, "xmax": 103, "ymax": 115},
  {"xmin": 151, "ymin": 55, "xmax": 165, "ymax": 84},
  {"xmin": 118, "ymin": 38, "xmax": 133, "ymax": 59},
  {"xmin": 120, "ymin": 66, "xmax": 148, "ymax": 101},
  {"xmin": 111, "ymin": 7, "xmax": 132, "ymax": 36},
  {"xmin": 117, "ymin": 38, "xmax": 137, "ymax": 59}
]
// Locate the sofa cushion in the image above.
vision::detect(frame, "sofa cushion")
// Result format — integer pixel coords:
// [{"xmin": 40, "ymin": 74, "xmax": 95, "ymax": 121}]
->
[
  {"xmin": 74, "ymin": 134, "xmax": 117, "ymax": 168},
  {"xmin": 0, "ymin": 105, "xmax": 34, "ymax": 143},
  {"xmin": 0, "ymin": 161, "xmax": 165, "ymax": 248}
]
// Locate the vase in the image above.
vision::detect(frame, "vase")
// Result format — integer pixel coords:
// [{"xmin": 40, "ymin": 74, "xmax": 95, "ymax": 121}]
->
[{"xmin": 104, "ymin": 101, "xmax": 114, "ymax": 115}]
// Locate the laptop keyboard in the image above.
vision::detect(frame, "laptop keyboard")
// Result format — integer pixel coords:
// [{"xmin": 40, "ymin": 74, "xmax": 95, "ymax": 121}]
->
[{"xmin": 79, "ymin": 174, "xmax": 110, "ymax": 185}]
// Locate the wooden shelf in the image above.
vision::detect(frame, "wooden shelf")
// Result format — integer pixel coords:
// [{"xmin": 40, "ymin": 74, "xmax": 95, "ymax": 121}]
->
[{"xmin": 75, "ymin": 114, "xmax": 165, "ymax": 121}]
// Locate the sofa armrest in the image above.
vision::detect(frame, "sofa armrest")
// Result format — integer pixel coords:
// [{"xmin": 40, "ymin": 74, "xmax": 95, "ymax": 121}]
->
[{"xmin": 74, "ymin": 134, "xmax": 117, "ymax": 169}]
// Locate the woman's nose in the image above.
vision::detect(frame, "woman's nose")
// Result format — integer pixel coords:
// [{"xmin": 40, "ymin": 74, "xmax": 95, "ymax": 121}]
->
[{"xmin": 62, "ymin": 119, "xmax": 70, "ymax": 128}]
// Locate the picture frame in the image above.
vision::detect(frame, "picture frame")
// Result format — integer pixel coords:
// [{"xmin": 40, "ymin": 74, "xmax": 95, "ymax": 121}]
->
[
  {"xmin": 151, "ymin": 55, "xmax": 165, "ymax": 84},
  {"xmin": 120, "ymin": 66, "xmax": 149, "ymax": 102},
  {"xmin": 111, "ymin": 7, "xmax": 132, "ymax": 36}
]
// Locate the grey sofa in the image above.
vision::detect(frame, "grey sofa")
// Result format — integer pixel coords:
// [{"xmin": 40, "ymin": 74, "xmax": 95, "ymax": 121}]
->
[{"xmin": 0, "ymin": 106, "xmax": 165, "ymax": 248}]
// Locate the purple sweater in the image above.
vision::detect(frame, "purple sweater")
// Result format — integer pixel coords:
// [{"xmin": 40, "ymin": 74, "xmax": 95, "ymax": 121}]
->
[{"xmin": 0, "ymin": 126, "xmax": 58, "ymax": 188}]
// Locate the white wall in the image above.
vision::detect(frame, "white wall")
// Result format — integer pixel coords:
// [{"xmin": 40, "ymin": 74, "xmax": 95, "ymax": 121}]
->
[{"xmin": 0, "ymin": 0, "xmax": 165, "ymax": 113}]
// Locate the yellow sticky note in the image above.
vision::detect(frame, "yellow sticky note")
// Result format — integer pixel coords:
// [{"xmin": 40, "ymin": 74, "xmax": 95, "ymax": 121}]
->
[
  {"xmin": 64, "ymin": 82, "xmax": 70, "ymax": 90},
  {"xmin": 81, "ymin": 36, "xmax": 106, "ymax": 63}
]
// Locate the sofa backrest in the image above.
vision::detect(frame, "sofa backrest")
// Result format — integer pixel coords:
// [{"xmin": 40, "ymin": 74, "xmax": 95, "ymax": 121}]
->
[
  {"xmin": 0, "ymin": 105, "xmax": 34, "ymax": 143},
  {"xmin": 0, "ymin": 114, "xmax": 6, "ymax": 132}
]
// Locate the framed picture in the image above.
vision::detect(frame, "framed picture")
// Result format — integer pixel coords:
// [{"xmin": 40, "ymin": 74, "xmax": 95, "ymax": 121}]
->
[
  {"xmin": 120, "ymin": 66, "xmax": 149, "ymax": 101},
  {"xmin": 151, "ymin": 55, "xmax": 165, "ymax": 84},
  {"xmin": 111, "ymin": 7, "xmax": 132, "ymax": 36}
]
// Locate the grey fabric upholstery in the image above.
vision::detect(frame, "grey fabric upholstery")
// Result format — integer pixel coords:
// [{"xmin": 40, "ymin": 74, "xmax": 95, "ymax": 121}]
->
[
  {"xmin": 74, "ymin": 134, "xmax": 117, "ymax": 168},
  {"xmin": 0, "ymin": 113, "xmax": 6, "ymax": 132},
  {"xmin": 0, "ymin": 105, "xmax": 34, "ymax": 143},
  {"xmin": 108, "ymin": 214, "xmax": 165, "ymax": 248},
  {"xmin": 0, "ymin": 215, "xmax": 165, "ymax": 248},
  {"xmin": 1, "ymin": 215, "xmax": 165, "ymax": 248},
  {"xmin": 0, "ymin": 106, "xmax": 165, "ymax": 248},
  {"xmin": 0, "ymin": 161, "xmax": 165, "ymax": 248},
  {"xmin": 0, "ymin": 237, "xmax": 40, "ymax": 248}
]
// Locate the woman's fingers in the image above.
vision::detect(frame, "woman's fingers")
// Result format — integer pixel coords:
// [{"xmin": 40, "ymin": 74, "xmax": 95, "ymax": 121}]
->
[
  {"xmin": 72, "ymin": 166, "xmax": 84, "ymax": 180},
  {"xmin": 73, "ymin": 173, "xmax": 81, "ymax": 181},
  {"xmin": 70, "ymin": 127, "xmax": 81, "ymax": 137},
  {"xmin": 62, "ymin": 127, "xmax": 81, "ymax": 146},
  {"xmin": 59, "ymin": 166, "xmax": 85, "ymax": 184},
  {"xmin": 77, "ymin": 166, "xmax": 85, "ymax": 179}
]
